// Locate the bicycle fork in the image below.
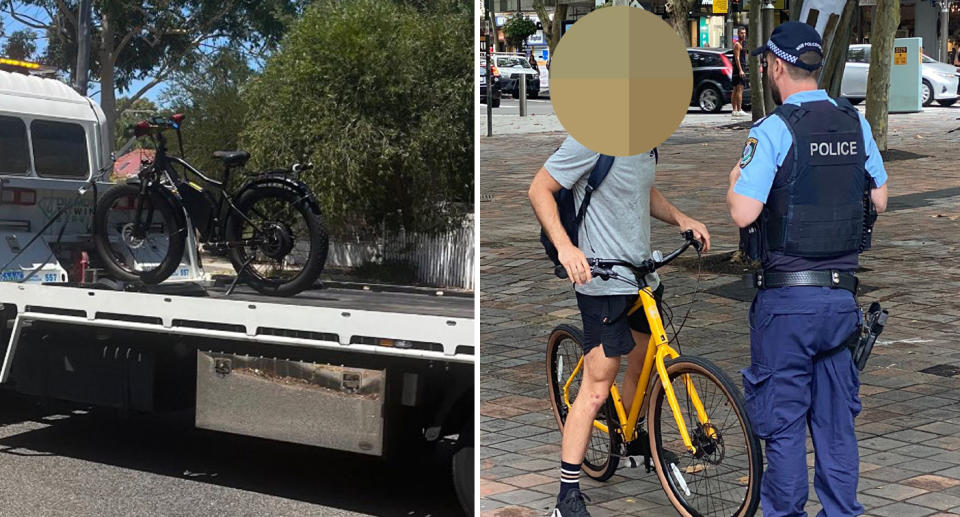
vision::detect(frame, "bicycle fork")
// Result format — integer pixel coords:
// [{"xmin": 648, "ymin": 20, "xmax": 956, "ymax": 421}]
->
[{"xmin": 639, "ymin": 289, "xmax": 715, "ymax": 455}]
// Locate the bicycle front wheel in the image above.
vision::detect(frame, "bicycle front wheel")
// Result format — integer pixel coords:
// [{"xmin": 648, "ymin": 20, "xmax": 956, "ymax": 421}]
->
[
  {"xmin": 546, "ymin": 324, "xmax": 621, "ymax": 481},
  {"xmin": 648, "ymin": 356, "xmax": 762, "ymax": 517},
  {"xmin": 93, "ymin": 183, "xmax": 187, "ymax": 285}
]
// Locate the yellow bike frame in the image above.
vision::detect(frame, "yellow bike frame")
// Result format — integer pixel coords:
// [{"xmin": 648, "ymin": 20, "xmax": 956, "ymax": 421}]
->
[{"xmin": 561, "ymin": 286, "xmax": 713, "ymax": 454}]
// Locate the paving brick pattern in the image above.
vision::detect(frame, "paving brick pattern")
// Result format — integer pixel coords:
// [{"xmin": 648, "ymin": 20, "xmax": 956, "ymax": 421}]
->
[{"xmin": 479, "ymin": 107, "xmax": 960, "ymax": 516}]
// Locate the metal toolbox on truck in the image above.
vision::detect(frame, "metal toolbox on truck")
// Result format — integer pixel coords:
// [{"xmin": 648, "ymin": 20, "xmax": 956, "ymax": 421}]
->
[{"xmin": 195, "ymin": 351, "xmax": 386, "ymax": 455}]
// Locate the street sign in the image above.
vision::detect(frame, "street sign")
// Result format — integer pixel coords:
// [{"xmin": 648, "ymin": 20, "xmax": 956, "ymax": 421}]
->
[
  {"xmin": 894, "ymin": 46, "xmax": 907, "ymax": 65},
  {"xmin": 713, "ymin": 0, "xmax": 728, "ymax": 14}
]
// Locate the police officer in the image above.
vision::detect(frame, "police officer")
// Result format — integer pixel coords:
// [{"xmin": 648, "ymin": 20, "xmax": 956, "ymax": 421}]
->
[{"xmin": 726, "ymin": 22, "xmax": 888, "ymax": 516}]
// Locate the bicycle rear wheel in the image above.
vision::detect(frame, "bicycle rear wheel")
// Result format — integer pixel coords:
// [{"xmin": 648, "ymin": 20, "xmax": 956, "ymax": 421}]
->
[
  {"xmin": 226, "ymin": 185, "xmax": 329, "ymax": 297},
  {"xmin": 647, "ymin": 355, "xmax": 762, "ymax": 517},
  {"xmin": 546, "ymin": 324, "xmax": 621, "ymax": 481}
]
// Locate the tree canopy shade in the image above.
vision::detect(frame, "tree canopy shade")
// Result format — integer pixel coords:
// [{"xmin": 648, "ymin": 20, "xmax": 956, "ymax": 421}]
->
[
  {"xmin": 3, "ymin": 0, "xmax": 304, "ymax": 144},
  {"xmin": 241, "ymin": 0, "xmax": 473, "ymax": 235}
]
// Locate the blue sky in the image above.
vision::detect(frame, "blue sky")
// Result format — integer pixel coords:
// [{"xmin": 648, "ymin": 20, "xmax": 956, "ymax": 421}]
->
[{"xmin": 1, "ymin": 10, "xmax": 165, "ymax": 105}]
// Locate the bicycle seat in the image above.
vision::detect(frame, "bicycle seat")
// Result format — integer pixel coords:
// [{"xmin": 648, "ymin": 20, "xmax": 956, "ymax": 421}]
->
[{"xmin": 212, "ymin": 150, "xmax": 250, "ymax": 168}]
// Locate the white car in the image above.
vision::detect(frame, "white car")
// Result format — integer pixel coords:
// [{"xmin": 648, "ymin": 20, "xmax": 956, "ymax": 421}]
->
[
  {"xmin": 841, "ymin": 44, "xmax": 959, "ymax": 107},
  {"xmin": 492, "ymin": 53, "xmax": 541, "ymax": 99}
]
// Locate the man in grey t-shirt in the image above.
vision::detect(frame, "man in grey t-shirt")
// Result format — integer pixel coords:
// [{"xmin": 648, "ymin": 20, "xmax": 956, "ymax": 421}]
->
[{"xmin": 529, "ymin": 136, "xmax": 710, "ymax": 517}]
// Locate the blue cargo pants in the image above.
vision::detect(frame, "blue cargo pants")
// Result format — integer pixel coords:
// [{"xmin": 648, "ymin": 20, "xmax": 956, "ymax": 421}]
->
[{"xmin": 741, "ymin": 286, "xmax": 863, "ymax": 517}]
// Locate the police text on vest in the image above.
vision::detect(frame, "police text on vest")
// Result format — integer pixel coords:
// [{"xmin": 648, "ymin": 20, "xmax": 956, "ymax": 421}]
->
[{"xmin": 810, "ymin": 141, "xmax": 857, "ymax": 156}]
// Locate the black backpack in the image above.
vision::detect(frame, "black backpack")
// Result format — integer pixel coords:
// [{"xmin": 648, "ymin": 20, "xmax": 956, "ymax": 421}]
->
[{"xmin": 540, "ymin": 155, "xmax": 615, "ymax": 266}]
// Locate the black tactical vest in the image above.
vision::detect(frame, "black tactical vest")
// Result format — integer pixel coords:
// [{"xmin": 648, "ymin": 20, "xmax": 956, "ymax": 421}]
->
[{"xmin": 760, "ymin": 98, "xmax": 869, "ymax": 270}]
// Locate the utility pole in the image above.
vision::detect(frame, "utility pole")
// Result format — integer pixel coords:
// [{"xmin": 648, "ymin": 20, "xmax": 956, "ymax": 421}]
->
[
  {"xmin": 939, "ymin": 0, "xmax": 949, "ymax": 62},
  {"xmin": 487, "ymin": 0, "xmax": 496, "ymax": 137},
  {"xmin": 75, "ymin": 0, "xmax": 92, "ymax": 96}
]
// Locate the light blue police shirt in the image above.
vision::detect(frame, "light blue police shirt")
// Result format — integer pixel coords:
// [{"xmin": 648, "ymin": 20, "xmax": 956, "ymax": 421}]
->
[{"xmin": 734, "ymin": 89, "xmax": 888, "ymax": 203}]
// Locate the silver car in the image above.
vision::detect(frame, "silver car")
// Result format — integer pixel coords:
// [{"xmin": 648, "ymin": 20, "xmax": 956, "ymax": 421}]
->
[{"xmin": 841, "ymin": 44, "xmax": 959, "ymax": 107}]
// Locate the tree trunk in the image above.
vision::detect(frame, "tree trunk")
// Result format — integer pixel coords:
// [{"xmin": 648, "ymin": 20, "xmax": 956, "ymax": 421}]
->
[
  {"xmin": 819, "ymin": 0, "xmax": 858, "ymax": 97},
  {"xmin": 534, "ymin": 0, "xmax": 567, "ymax": 67},
  {"xmin": 667, "ymin": 0, "xmax": 694, "ymax": 45},
  {"xmin": 865, "ymin": 0, "xmax": 898, "ymax": 151},
  {"xmin": 749, "ymin": 0, "xmax": 765, "ymax": 119},
  {"xmin": 99, "ymin": 10, "xmax": 118, "ymax": 148},
  {"xmin": 761, "ymin": 2, "xmax": 775, "ymax": 115}
]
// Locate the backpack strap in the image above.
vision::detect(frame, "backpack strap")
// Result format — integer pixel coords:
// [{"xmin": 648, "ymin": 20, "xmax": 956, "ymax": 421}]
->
[{"xmin": 575, "ymin": 154, "xmax": 614, "ymax": 227}]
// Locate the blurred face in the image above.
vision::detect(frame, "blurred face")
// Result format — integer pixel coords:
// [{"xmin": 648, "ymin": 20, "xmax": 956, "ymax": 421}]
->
[{"xmin": 738, "ymin": 28, "xmax": 746, "ymax": 41}]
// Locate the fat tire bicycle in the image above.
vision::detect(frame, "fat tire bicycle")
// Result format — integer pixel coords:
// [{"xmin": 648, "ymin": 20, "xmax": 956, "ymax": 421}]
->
[
  {"xmin": 547, "ymin": 231, "xmax": 762, "ymax": 517},
  {"xmin": 93, "ymin": 115, "xmax": 329, "ymax": 296}
]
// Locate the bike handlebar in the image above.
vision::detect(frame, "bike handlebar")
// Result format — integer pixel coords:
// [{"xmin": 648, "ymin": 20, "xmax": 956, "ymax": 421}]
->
[
  {"xmin": 291, "ymin": 162, "xmax": 314, "ymax": 173},
  {"xmin": 128, "ymin": 114, "xmax": 186, "ymax": 138},
  {"xmin": 554, "ymin": 230, "xmax": 702, "ymax": 281}
]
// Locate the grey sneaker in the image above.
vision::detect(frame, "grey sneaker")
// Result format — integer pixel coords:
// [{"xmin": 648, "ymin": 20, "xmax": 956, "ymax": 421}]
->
[{"xmin": 553, "ymin": 489, "xmax": 591, "ymax": 517}]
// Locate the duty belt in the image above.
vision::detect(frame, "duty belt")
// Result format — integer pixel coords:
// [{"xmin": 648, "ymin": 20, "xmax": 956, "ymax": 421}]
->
[{"xmin": 745, "ymin": 270, "xmax": 859, "ymax": 295}]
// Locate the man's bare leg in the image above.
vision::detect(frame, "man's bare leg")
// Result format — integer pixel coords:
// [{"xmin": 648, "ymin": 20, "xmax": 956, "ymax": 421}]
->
[
  {"xmin": 732, "ymin": 84, "xmax": 743, "ymax": 113},
  {"xmin": 560, "ymin": 346, "xmax": 620, "ymax": 463},
  {"xmin": 620, "ymin": 330, "xmax": 652, "ymax": 421}
]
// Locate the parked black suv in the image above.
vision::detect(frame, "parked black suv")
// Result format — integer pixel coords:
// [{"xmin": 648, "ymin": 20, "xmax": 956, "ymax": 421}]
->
[{"xmin": 688, "ymin": 48, "xmax": 752, "ymax": 113}]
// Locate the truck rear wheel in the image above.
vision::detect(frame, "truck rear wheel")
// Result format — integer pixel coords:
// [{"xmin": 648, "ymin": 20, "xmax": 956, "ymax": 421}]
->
[{"xmin": 453, "ymin": 443, "xmax": 474, "ymax": 516}]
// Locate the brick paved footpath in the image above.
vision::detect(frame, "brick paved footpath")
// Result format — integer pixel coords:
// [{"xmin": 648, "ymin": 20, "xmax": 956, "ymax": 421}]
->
[{"xmin": 479, "ymin": 107, "xmax": 960, "ymax": 517}]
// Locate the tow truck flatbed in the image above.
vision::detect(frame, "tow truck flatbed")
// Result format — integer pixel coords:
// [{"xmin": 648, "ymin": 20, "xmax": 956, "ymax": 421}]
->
[{"xmin": 0, "ymin": 282, "xmax": 474, "ymax": 371}]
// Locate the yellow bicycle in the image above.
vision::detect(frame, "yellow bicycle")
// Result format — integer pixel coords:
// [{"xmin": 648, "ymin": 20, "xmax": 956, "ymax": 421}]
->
[{"xmin": 547, "ymin": 232, "xmax": 762, "ymax": 517}]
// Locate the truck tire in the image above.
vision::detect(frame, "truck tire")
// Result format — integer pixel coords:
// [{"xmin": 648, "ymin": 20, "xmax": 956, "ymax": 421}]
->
[{"xmin": 453, "ymin": 443, "xmax": 474, "ymax": 517}]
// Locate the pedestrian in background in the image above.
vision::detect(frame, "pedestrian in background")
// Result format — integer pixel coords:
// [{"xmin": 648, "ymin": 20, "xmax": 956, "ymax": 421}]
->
[
  {"xmin": 732, "ymin": 26, "xmax": 749, "ymax": 118},
  {"xmin": 529, "ymin": 49, "xmax": 540, "ymax": 73},
  {"xmin": 727, "ymin": 22, "xmax": 888, "ymax": 517}
]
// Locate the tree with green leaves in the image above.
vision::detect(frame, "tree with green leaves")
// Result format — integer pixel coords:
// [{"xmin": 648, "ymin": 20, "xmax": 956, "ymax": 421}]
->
[
  {"xmin": 114, "ymin": 96, "xmax": 159, "ymax": 150},
  {"xmin": 160, "ymin": 48, "xmax": 255, "ymax": 178},
  {"xmin": 502, "ymin": 14, "xmax": 537, "ymax": 51},
  {"xmin": 2, "ymin": 29, "xmax": 37, "ymax": 60},
  {"xmin": 241, "ymin": 0, "xmax": 472, "ymax": 235},
  {"xmin": 2, "ymin": 0, "xmax": 302, "ymax": 145}
]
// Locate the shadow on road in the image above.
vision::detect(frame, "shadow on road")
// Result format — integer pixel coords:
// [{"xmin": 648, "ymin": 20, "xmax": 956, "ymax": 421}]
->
[{"xmin": 0, "ymin": 392, "xmax": 463, "ymax": 517}]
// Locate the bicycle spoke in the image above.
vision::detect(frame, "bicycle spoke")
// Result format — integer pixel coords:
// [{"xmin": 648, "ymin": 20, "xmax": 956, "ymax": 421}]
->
[{"xmin": 657, "ymin": 364, "xmax": 754, "ymax": 517}]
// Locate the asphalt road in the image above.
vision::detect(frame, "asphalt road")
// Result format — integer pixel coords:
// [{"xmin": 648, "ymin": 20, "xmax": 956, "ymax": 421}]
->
[{"xmin": 0, "ymin": 392, "xmax": 464, "ymax": 517}]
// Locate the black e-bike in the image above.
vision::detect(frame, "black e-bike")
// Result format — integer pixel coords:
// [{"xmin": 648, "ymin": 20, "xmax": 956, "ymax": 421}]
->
[{"xmin": 93, "ymin": 115, "xmax": 329, "ymax": 297}]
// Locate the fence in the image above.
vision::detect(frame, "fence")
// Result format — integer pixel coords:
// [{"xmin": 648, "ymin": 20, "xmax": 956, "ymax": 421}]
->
[{"xmin": 327, "ymin": 215, "xmax": 475, "ymax": 290}]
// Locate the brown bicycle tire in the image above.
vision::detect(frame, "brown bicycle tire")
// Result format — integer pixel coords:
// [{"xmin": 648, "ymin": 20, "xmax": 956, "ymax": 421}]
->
[
  {"xmin": 647, "ymin": 356, "xmax": 762, "ymax": 517},
  {"xmin": 546, "ymin": 324, "xmax": 621, "ymax": 481}
]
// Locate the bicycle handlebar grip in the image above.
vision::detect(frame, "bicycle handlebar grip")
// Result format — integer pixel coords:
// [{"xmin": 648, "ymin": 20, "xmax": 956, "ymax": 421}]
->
[{"xmin": 132, "ymin": 121, "xmax": 150, "ymax": 137}]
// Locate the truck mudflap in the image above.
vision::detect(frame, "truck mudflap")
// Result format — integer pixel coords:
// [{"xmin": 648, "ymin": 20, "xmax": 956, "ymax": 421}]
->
[{"xmin": 195, "ymin": 351, "xmax": 385, "ymax": 455}]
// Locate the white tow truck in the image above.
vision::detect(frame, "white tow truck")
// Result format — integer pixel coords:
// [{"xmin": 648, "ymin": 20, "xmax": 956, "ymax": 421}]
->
[{"xmin": 0, "ymin": 67, "xmax": 475, "ymax": 513}]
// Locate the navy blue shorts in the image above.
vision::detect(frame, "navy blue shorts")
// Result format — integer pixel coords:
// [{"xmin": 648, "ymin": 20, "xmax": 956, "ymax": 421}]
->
[{"xmin": 576, "ymin": 284, "xmax": 665, "ymax": 357}]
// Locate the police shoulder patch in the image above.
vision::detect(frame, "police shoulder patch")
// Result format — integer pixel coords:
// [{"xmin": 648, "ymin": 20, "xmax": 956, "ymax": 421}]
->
[{"xmin": 739, "ymin": 137, "xmax": 758, "ymax": 168}]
